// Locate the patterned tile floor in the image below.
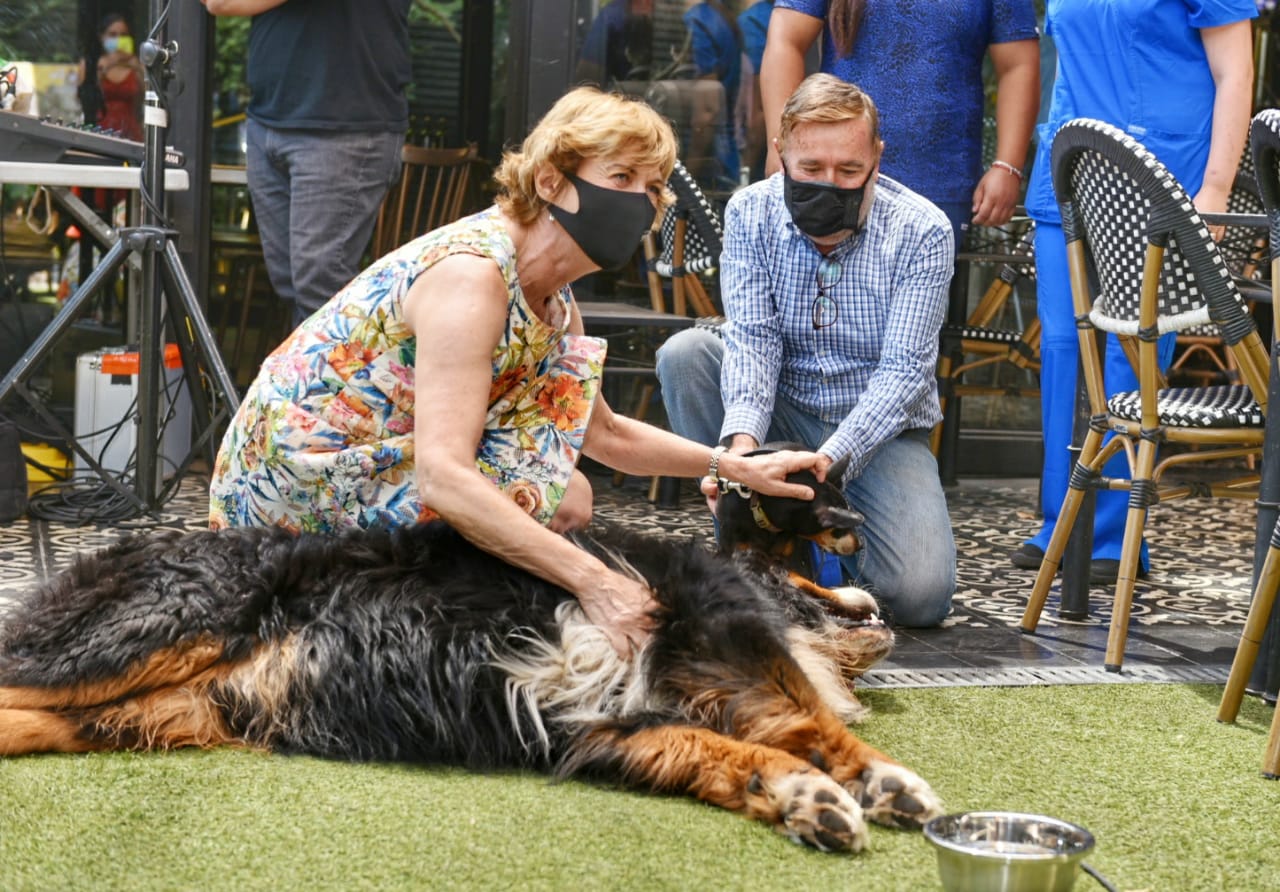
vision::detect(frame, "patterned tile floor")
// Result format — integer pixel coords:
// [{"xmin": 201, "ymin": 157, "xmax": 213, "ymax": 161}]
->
[{"xmin": 0, "ymin": 468, "xmax": 1265, "ymax": 692}]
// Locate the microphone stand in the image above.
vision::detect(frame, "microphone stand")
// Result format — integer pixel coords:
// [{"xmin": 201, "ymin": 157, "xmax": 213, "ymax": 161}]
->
[{"xmin": 0, "ymin": 0, "xmax": 239, "ymax": 518}]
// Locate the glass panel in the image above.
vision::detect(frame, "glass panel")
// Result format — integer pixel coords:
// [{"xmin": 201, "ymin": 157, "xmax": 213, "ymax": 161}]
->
[{"xmin": 574, "ymin": 1, "xmax": 761, "ymax": 195}]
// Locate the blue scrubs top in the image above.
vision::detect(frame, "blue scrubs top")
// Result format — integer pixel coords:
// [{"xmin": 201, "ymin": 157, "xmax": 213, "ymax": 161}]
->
[{"xmin": 1026, "ymin": 0, "xmax": 1258, "ymax": 224}]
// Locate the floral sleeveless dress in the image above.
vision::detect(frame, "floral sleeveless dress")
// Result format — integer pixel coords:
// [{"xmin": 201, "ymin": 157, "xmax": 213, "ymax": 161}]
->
[{"xmin": 208, "ymin": 207, "xmax": 607, "ymax": 533}]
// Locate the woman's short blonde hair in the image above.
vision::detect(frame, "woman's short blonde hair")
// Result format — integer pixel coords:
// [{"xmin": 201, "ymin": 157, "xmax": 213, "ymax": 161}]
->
[
  {"xmin": 777, "ymin": 73, "xmax": 880, "ymax": 151},
  {"xmin": 494, "ymin": 87, "xmax": 678, "ymax": 224}
]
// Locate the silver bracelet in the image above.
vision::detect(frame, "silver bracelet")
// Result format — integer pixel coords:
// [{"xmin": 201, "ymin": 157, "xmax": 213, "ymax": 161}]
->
[
  {"xmin": 708, "ymin": 445, "xmax": 727, "ymax": 480},
  {"xmin": 990, "ymin": 159, "xmax": 1024, "ymax": 181}
]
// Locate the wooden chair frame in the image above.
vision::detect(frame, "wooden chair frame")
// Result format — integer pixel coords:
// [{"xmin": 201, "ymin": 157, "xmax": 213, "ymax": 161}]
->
[
  {"xmin": 1218, "ymin": 107, "xmax": 1280, "ymax": 778},
  {"xmin": 370, "ymin": 144, "xmax": 479, "ymax": 259},
  {"xmin": 642, "ymin": 159, "xmax": 722, "ymax": 319},
  {"xmin": 1019, "ymin": 119, "xmax": 1270, "ymax": 673},
  {"xmin": 931, "ymin": 225, "xmax": 1040, "ymax": 455}
]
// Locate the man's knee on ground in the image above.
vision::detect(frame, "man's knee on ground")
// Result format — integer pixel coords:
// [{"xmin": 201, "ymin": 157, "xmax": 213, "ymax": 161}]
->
[{"xmin": 876, "ymin": 564, "xmax": 955, "ymax": 628}]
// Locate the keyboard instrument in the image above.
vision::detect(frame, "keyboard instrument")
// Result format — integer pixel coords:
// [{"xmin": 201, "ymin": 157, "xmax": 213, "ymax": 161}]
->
[{"xmin": 0, "ymin": 110, "xmax": 184, "ymax": 167}]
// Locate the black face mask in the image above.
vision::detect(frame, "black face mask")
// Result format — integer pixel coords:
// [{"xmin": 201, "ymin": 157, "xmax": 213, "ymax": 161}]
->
[
  {"xmin": 548, "ymin": 173, "xmax": 656, "ymax": 270},
  {"xmin": 782, "ymin": 169, "xmax": 871, "ymax": 238}
]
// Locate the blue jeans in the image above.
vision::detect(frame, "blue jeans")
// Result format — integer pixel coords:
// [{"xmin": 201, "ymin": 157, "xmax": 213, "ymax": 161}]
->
[
  {"xmin": 656, "ymin": 328, "xmax": 956, "ymax": 627},
  {"xmin": 246, "ymin": 121, "xmax": 404, "ymax": 327}
]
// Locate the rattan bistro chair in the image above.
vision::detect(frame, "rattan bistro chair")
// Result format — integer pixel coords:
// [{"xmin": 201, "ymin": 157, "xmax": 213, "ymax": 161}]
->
[
  {"xmin": 1218, "ymin": 108, "xmax": 1280, "ymax": 778},
  {"xmin": 931, "ymin": 224, "xmax": 1040, "ymax": 456},
  {"xmin": 642, "ymin": 159, "xmax": 723, "ymax": 319},
  {"xmin": 370, "ymin": 144, "xmax": 479, "ymax": 259},
  {"xmin": 1169, "ymin": 147, "xmax": 1270, "ymax": 386},
  {"xmin": 1019, "ymin": 118, "xmax": 1270, "ymax": 673}
]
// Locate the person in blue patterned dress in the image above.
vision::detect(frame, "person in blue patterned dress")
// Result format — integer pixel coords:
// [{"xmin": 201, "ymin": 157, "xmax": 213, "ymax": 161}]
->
[
  {"xmin": 209, "ymin": 87, "xmax": 828, "ymax": 657},
  {"xmin": 657, "ymin": 75, "xmax": 957, "ymax": 627},
  {"xmin": 1013, "ymin": 0, "xmax": 1257, "ymax": 581},
  {"xmin": 759, "ymin": 0, "xmax": 1040, "ymax": 245}
]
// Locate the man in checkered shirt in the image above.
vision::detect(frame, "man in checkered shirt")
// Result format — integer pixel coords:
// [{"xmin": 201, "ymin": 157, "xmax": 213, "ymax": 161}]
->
[{"xmin": 657, "ymin": 74, "xmax": 955, "ymax": 627}]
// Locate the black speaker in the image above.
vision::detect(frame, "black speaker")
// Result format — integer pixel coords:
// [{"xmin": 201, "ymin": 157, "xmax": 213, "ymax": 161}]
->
[{"xmin": 0, "ymin": 420, "xmax": 28, "ymax": 523}]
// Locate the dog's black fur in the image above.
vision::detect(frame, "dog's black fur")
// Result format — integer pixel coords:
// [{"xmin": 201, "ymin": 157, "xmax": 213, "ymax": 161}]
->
[{"xmin": 0, "ymin": 475, "xmax": 939, "ymax": 852}]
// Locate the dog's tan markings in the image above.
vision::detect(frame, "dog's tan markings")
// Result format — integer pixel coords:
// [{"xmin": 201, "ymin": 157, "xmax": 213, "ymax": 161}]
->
[
  {"xmin": 0, "ymin": 709, "xmax": 100, "ymax": 755},
  {"xmin": 0, "ymin": 637, "xmax": 302, "ymax": 755},
  {"xmin": 786, "ymin": 573, "xmax": 852, "ymax": 609},
  {"xmin": 674, "ymin": 654, "xmax": 941, "ymax": 830},
  {"xmin": 224, "ymin": 636, "xmax": 301, "ymax": 721},
  {"xmin": 89, "ymin": 674, "xmax": 241, "ymax": 751},
  {"xmin": 0, "ymin": 635, "xmax": 225, "ymax": 710},
  {"xmin": 587, "ymin": 724, "xmax": 868, "ymax": 852}
]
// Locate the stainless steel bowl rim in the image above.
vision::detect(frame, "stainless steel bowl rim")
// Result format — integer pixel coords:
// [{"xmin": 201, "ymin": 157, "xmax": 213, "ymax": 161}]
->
[{"xmin": 924, "ymin": 811, "xmax": 1096, "ymax": 862}]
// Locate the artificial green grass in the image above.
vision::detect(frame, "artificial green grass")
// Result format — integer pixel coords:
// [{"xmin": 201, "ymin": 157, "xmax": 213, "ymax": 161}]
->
[{"xmin": 1, "ymin": 683, "xmax": 1275, "ymax": 891}]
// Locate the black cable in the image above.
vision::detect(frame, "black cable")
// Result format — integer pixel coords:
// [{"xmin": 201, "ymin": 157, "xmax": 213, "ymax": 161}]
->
[
  {"xmin": 1081, "ymin": 862, "xmax": 1120, "ymax": 892},
  {"xmin": 20, "ymin": 357, "xmax": 189, "ymax": 525}
]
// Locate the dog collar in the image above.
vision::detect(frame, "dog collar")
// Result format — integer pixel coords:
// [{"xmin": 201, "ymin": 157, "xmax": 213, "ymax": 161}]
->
[
  {"xmin": 715, "ymin": 478, "xmax": 782, "ymax": 532},
  {"xmin": 749, "ymin": 492, "xmax": 783, "ymax": 533}
]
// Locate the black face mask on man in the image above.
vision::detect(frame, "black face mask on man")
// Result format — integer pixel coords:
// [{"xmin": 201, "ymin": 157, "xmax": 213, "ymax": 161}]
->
[
  {"xmin": 782, "ymin": 169, "xmax": 871, "ymax": 238},
  {"xmin": 548, "ymin": 173, "xmax": 656, "ymax": 270}
]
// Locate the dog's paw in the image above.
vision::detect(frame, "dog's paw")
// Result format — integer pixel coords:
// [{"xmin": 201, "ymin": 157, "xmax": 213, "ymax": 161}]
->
[
  {"xmin": 847, "ymin": 760, "xmax": 943, "ymax": 830},
  {"xmin": 830, "ymin": 585, "xmax": 879, "ymax": 618},
  {"xmin": 749, "ymin": 767, "xmax": 869, "ymax": 853}
]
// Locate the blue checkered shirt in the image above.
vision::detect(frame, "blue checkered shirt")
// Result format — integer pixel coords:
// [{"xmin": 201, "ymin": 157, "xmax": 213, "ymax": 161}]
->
[{"xmin": 719, "ymin": 173, "xmax": 954, "ymax": 476}]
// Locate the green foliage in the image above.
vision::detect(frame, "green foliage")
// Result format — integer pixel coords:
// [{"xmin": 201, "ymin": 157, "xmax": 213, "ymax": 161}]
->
[
  {"xmin": 412, "ymin": 0, "xmax": 464, "ymax": 41},
  {"xmin": 212, "ymin": 16, "xmax": 251, "ymax": 113},
  {"xmin": 0, "ymin": 0, "xmax": 77, "ymax": 64}
]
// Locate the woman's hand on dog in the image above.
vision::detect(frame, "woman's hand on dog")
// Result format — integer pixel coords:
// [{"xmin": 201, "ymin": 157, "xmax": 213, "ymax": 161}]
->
[
  {"xmin": 579, "ymin": 571, "xmax": 658, "ymax": 658},
  {"xmin": 711, "ymin": 448, "xmax": 828, "ymax": 500}
]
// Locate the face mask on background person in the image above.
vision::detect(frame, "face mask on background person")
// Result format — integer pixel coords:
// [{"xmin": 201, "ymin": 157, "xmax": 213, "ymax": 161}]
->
[
  {"xmin": 549, "ymin": 172, "xmax": 656, "ymax": 271},
  {"xmin": 782, "ymin": 169, "xmax": 871, "ymax": 238},
  {"xmin": 103, "ymin": 35, "xmax": 134, "ymax": 55}
]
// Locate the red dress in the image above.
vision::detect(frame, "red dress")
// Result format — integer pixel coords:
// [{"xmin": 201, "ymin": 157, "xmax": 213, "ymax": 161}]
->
[{"xmin": 97, "ymin": 67, "xmax": 142, "ymax": 141}]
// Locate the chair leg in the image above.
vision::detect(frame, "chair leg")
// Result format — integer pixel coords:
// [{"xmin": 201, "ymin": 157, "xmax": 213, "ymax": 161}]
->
[
  {"xmin": 613, "ymin": 382, "xmax": 656, "ymax": 488},
  {"xmin": 1218, "ymin": 539, "xmax": 1280, "ymax": 724},
  {"xmin": 1021, "ymin": 428, "xmax": 1115, "ymax": 633},
  {"xmin": 642, "ymin": 231, "xmax": 666, "ymax": 313},
  {"xmin": 931, "ymin": 353, "xmax": 955, "ymax": 457},
  {"xmin": 1102, "ymin": 437, "xmax": 1160, "ymax": 672},
  {"xmin": 685, "ymin": 275, "xmax": 718, "ymax": 318},
  {"xmin": 1265, "ymin": 696, "xmax": 1280, "ymax": 779},
  {"xmin": 671, "ymin": 274, "xmax": 688, "ymax": 317}
]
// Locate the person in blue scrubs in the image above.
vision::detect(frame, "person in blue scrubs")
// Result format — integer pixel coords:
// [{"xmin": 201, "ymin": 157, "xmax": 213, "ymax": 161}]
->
[
  {"xmin": 738, "ymin": 0, "xmax": 774, "ymax": 181},
  {"xmin": 1016, "ymin": 0, "xmax": 1257, "ymax": 581},
  {"xmin": 684, "ymin": 1, "xmax": 743, "ymax": 188}
]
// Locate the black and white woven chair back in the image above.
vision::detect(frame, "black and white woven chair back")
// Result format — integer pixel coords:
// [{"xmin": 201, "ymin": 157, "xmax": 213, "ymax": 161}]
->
[
  {"xmin": 1251, "ymin": 108, "xmax": 1280, "ymax": 271},
  {"xmin": 654, "ymin": 160, "xmax": 724, "ymax": 277},
  {"xmin": 1221, "ymin": 143, "xmax": 1265, "ymax": 271},
  {"xmin": 1051, "ymin": 118, "xmax": 1252, "ymax": 344}
]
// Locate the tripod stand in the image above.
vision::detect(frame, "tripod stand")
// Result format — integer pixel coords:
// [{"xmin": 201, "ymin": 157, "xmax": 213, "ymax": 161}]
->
[{"xmin": 0, "ymin": 0, "xmax": 239, "ymax": 519}]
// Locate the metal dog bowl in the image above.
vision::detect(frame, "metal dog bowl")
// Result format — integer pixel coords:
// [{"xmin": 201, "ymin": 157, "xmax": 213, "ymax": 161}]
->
[{"xmin": 924, "ymin": 811, "xmax": 1096, "ymax": 892}]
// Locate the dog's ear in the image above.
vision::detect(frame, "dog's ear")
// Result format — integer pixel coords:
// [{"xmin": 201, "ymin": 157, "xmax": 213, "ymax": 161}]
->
[
  {"xmin": 826, "ymin": 453, "xmax": 851, "ymax": 488},
  {"xmin": 817, "ymin": 505, "xmax": 864, "ymax": 530}
]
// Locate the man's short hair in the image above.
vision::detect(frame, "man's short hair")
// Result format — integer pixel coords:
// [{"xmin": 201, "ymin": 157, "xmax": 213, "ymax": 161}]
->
[{"xmin": 778, "ymin": 74, "xmax": 880, "ymax": 150}]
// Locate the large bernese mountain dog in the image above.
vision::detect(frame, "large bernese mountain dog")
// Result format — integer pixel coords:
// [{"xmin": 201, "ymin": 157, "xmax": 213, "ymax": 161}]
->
[{"xmin": 0, "ymin": 456, "xmax": 941, "ymax": 853}]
